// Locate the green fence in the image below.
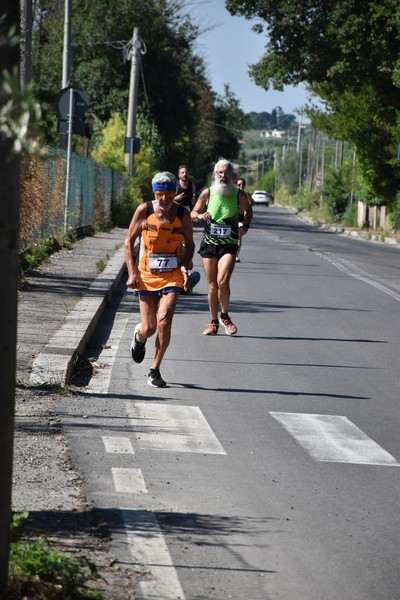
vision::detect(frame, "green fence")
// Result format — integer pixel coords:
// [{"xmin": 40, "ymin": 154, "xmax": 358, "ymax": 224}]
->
[{"xmin": 20, "ymin": 148, "xmax": 126, "ymax": 251}]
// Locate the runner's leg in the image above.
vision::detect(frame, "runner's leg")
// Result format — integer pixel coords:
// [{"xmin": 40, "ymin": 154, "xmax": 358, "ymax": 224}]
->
[
  {"xmin": 216, "ymin": 252, "xmax": 236, "ymax": 314},
  {"xmin": 202, "ymin": 257, "xmax": 219, "ymax": 321},
  {"xmin": 137, "ymin": 295, "xmax": 158, "ymax": 341},
  {"xmin": 152, "ymin": 291, "xmax": 180, "ymax": 370}
]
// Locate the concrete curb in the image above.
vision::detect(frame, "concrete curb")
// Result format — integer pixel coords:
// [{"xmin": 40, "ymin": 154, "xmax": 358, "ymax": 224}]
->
[{"xmin": 29, "ymin": 247, "xmax": 126, "ymax": 387}]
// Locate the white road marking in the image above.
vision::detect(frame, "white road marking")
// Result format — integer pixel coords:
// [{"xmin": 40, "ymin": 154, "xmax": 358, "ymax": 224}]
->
[
  {"xmin": 270, "ymin": 412, "xmax": 400, "ymax": 466},
  {"xmin": 111, "ymin": 467, "xmax": 148, "ymax": 493},
  {"xmin": 315, "ymin": 252, "xmax": 400, "ymax": 302},
  {"xmin": 125, "ymin": 402, "xmax": 226, "ymax": 455},
  {"xmin": 82, "ymin": 308, "xmax": 186, "ymax": 597},
  {"xmin": 102, "ymin": 436, "xmax": 135, "ymax": 454},
  {"xmin": 87, "ymin": 312, "xmax": 129, "ymax": 394},
  {"xmin": 122, "ymin": 509, "xmax": 185, "ymax": 599}
]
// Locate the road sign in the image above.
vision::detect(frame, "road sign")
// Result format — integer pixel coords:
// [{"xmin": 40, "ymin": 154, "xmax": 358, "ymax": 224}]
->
[
  {"xmin": 315, "ymin": 170, "xmax": 322, "ymax": 187},
  {"xmin": 57, "ymin": 119, "xmax": 85, "ymax": 136},
  {"xmin": 56, "ymin": 87, "xmax": 89, "ymax": 120},
  {"xmin": 124, "ymin": 137, "xmax": 141, "ymax": 154}
]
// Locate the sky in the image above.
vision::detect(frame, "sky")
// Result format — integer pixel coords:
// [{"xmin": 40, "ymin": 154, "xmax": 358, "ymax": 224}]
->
[{"xmin": 186, "ymin": 0, "xmax": 316, "ymax": 116}]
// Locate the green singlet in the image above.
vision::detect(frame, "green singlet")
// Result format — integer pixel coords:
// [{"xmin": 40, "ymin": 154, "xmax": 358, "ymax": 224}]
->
[{"xmin": 203, "ymin": 187, "xmax": 239, "ymax": 246}]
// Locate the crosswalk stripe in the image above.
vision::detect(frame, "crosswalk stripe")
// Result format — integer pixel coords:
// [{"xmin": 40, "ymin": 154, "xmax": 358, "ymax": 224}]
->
[
  {"xmin": 125, "ymin": 402, "xmax": 226, "ymax": 455},
  {"xmin": 122, "ymin": 509, "xmax": 185, "ymax": 599},
  {"xmin": 102, "ymin": 436, "xmax": 135, "ymax": 454},
  {"xmin": 111, "ymin": 467, "xmax": 148, "ymax": 493},
  {"xmin": 270, "ymin": 412, "xmax": 400, "ymax": 466}
]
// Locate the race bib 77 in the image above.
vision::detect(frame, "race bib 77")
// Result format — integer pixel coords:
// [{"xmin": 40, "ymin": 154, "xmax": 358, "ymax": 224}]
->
[{"xmin": 149, "ymin": 253, "xmax": 178, "ymax": 273}]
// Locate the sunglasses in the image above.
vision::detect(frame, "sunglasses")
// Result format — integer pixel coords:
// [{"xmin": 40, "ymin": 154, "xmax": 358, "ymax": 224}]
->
[
  {"xmin": 154, "ymin": 190, "xmax": 175, "ymax": 200},
  {"xmin": 215, "ymin": 170, "xmax": 233, "ymax": 176},
  {"xmin": 237, "ymin": 182, "xmax": 246, "ymax": 187}
]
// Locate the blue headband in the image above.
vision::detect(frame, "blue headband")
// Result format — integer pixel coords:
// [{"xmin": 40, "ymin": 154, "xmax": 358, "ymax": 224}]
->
[{"xmin": 152, "ymin": 181, "xmax": 176, "ymax": 192}]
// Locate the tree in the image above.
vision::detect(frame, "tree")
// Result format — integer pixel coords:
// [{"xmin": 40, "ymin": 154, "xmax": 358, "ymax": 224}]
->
[
  {"xmin": 0, "ymin": 5, "xmax": 20, "ymax": 596},
  {"xmin": 31, "ymin": 0, "xmax": 251, "ymax": 187},
  {"xmin": 211, "ymin": 84, "xmax": 250, "ymax": 161},
  {"xmin": 32, "ymin": 1, "xmax": 222, "ymax": 177},
  {"xmin": 226, "ymin": 0, "xmax": 400, "ymax": 207},
  {"xmin": 91, "ymin": 110, "xmax": 160, "ymax": 194},
  {"xmin": 247, "ymin": 110, "xmax": 296, "ymax": 130}
]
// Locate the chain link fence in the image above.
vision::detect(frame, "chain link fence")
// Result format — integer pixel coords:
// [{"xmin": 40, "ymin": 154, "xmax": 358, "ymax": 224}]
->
[{"xmin": 19, "ymin": 148, "xmax": 126, "ymax": 251}]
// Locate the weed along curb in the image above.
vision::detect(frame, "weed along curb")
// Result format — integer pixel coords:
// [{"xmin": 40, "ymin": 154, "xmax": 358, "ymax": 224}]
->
[{"xmin": 29, "ymin": 247, "xmax": 126, "ymax": 387}]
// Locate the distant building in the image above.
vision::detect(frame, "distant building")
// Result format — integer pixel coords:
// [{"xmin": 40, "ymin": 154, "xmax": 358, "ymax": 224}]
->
[{"xmin": 259, "ymin": 129, "xmax": 285, "ymax": 139}]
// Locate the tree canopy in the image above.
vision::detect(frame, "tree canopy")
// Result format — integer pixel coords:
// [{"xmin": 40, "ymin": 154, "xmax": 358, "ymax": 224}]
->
[
  {"xmin": 226, "ymin": 0, "xmax": 400, "ymax": 206},
  {"xmin": 31, "ymin": 0, "xmax": 249, "ymax": 183},
  {"xmin": 248, "ymin": 109, "xmax": 296, "ymax": 130}
]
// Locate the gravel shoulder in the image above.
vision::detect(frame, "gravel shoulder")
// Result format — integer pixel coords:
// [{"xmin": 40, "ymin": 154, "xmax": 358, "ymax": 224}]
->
[{"xmin": 12, "ymin": 386, "xmax": 137, "ymax": 599}]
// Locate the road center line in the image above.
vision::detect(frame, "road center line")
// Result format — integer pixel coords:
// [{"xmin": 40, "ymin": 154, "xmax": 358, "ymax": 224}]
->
[{"xmin": 315, "ymin": 252, "xmax": 400, "ymax": 302}]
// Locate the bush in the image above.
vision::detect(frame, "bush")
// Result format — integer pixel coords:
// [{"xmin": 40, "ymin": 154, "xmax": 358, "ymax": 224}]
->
[
  {"xmin": 9, "ymin": 512, "xmax": 104, "ymax": 599},
  {"xmin": 308, "ymin": 199, "xmax": 332, "ymax": 222},
  {"xmin": 342, "ymin": 203, "xmax": 358, "ymax": 227},
  {"xmin": 324, "ymin": 168, "xmax": 349, "ymax": 220},
  {"xmin": 295, "ymin": 188, "xmax": 320, "ymax": 213},
  {"xmin": 112, "ymin": 178, "xmax": 144, "ymax": 227},
  {"xmin": 386, "ymin": 191, "xmax": 400, "ymax": 231},
  {"xmin": 275, "ymin": 185, "xmax": 291, "ymax": 206}
]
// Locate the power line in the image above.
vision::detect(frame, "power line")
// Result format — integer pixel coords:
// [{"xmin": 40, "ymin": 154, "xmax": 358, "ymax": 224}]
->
[
  {"xmin": 202, "ymin": 119, "xmax": 246, "ymax": 135},
  {"xmin": 43, "ymin": 39, "xmax": 129, "ymax": 48}
]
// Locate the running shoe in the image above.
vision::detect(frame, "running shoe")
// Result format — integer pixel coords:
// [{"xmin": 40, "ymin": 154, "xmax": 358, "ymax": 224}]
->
[
  {"xmin": 235, "ymin": 256, "xmax": 241, "ymax": 263},
  {"xmin": 148, "ymin": 368, "xmax": 166, "ymax": 387},
  {"xmin": 219, "ymin": 315, "xmax": 237, "ymax": 335},
  {"xmin": 130, "ymin": 323, "xmax": 146, "ymax": 363},
  {"xmin": 203, "ymin": 322, "xmax": 219, "ymax": 335}
]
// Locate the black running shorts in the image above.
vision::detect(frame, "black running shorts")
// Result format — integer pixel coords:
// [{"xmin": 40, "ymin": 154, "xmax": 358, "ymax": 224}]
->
[{"xmin": 198, "ymin": 240, "xmax": 238, "ymax": 259}]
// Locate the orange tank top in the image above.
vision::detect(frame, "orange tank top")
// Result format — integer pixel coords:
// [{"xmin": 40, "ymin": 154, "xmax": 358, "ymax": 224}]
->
[{"xmin": 137, "ymin": 201, "xmax": 185, "ymax": 291}]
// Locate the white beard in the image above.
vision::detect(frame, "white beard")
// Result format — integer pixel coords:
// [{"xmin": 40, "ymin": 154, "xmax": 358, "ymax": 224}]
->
[{"xmin": 213, "ymin": 180, "xmax": 233, "ymax": 197}]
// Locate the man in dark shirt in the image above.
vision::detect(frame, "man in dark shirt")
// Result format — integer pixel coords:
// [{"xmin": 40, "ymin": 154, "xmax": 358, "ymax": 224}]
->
[{"xmin": 175, "ymin": 164, "xmax": 196, "ymax": 211}]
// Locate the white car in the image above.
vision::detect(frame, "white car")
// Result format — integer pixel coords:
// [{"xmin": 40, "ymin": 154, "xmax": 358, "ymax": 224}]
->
[{"xmin": 252, "ymin": 190, "xmax": 270, "ymax": 206}]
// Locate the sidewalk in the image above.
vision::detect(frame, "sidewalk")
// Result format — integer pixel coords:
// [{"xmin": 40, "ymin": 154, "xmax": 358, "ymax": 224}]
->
[{"xmin": 17, "ymin": 227, "xmax": 128, "ymax": 386}]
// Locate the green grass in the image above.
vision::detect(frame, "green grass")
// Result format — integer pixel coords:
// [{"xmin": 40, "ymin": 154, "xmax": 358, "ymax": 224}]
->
[
  {"xmin": 8, "ymin": 512, "xmax": 104, "ymax": 599},
  {"xmin": 96, "ymin": 252, "xmax": 110, "ymax": 273},
  {"xmin": 19, "ymin": 229, "xmax": 77, "ymax": 279}
]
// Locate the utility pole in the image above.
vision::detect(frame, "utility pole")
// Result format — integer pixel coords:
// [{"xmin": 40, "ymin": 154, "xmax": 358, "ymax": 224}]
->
[
  {"xmin": 0, "ymin": 4, "xmax": 20, "ymax": 597},
  {"xmin": 298, "ymin": 138, "xmax": 303, "ymax": 189},
  {"xmin": 59, "ymin": 0, "xmax": 71, "ymax": 151},
  {"xmin": 62, "ymin": 0, "xmax": 71, "ymax": 88},
  {"xmin": 64, "ymin": 87, "xmax": 74, "ymax": 233},
  {"xmin": 349, "ymin": 148, "xmax": 356, "ymax": 206},
  {"xmin": 296, "ymin": 114, "xmax": 302, "ymax": 153},
  {"xmin": 125, "ymin": 27, "xmax": 144, "ymax": 175},
  {"xmin": 273, "ymin": 149, "xmax": 278, "ymax": 200},
  {"xmin": 319, "ymin": 136, "xmax": 326, "ymax": 205}
]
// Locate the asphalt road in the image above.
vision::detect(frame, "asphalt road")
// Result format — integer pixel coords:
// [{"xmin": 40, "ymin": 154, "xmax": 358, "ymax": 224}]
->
[{"xmin": 60, "ymin": 206, "xmax": 400, "ymax": 600}]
